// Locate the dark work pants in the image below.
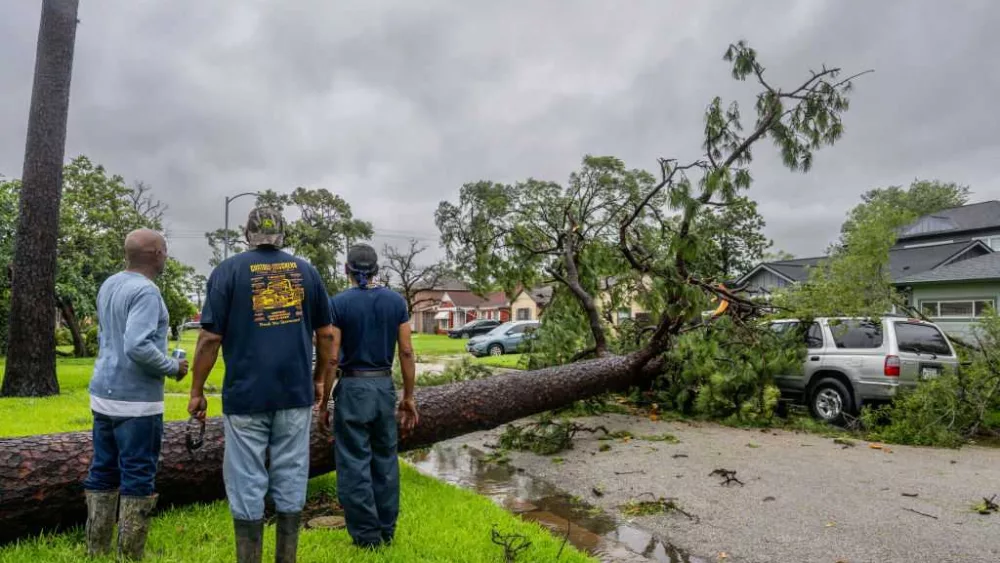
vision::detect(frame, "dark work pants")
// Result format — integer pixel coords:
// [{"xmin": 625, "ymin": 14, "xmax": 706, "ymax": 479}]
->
[
  {"xmin": 84, "ymin": 411, "xmax": 163, "ymax": 497},
  {"xmin": 333, "ymin": 376, "xmax": 400, "ymax": 547}
]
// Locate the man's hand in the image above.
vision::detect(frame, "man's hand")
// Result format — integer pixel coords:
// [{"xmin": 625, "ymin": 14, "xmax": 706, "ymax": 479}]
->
[
  {"xmin": 188, "ymin": 393, "xmax": 208, "ymax": 421},
  {"xmin": 313, "ymin": 381, "xmax": 331, "ymax": 433},
  {"xmin": 398, "ymin": 397, "xmax": 419, "ymax": 435},
  {"xmin": 175, "ymin": 359, "xmax": 189, "ymax": 381}
]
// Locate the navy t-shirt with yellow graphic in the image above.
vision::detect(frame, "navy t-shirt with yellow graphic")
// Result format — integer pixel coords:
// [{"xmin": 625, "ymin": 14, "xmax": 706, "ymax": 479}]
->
[{"xmin": 201, "ymin": 247, "xmax": 332, "ymax": 415}]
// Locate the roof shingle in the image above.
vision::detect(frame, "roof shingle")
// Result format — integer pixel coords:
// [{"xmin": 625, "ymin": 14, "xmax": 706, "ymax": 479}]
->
[
  {"xmin": 896, "ymin": 252, "xmax": 1000, "ymax": 284},
  {"xmin": 897, "ymin": 200, "xmax": 1000, "ymax": 240}
]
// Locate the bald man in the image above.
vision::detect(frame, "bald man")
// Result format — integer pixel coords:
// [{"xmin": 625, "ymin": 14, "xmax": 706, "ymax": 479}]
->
[{"xmin": 84, "ymin": 229, "xmax": 188, "ymax": 561}]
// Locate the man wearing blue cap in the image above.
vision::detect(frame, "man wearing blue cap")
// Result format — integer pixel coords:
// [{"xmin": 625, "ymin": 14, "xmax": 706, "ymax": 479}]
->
[{"xmin": 318, "ymin": 243, "xmax": 418, "ymax": 549}]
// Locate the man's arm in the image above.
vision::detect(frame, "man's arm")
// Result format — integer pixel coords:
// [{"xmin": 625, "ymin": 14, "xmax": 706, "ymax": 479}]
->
[
  {"xmin": 187, "ymin": 329, "xmax": 222, "ymax": 419},
  {"xmin": 397, "ymin": 321, "xmax": 419, "ymax": 432},
  {"xmin": 397, "ymin": 322, "xmax": 416, "ymax": 401},
  {"xmin": 313, "ymin": 324, "xmax": 336, "ymax": 407},
  {"xmin": 124, "ymin": 290, "xmax": 179, "ymax": 378}
]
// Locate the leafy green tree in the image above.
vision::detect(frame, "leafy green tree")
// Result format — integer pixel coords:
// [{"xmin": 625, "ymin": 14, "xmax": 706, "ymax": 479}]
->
[
  {"xmin": 157, "ymin": 258, "xmax": 197, "ymax": 340},
  {"xmin": 0, "ymin": 178, "xmax": 17, "ymax": 353},
  {"xmin": 692, "ymin": 195, "xmax": 771, "ymax": 280},
  {"xmin": 205, "ymin": 228, "xmax": 244, "ymax": 267},
  {"xmin": 54, "ymin": 157, "xmax": 167, "ymax": 355},
  {"xmin": 840, "ymin": 179, "xmax": 971, "ymax": 239},
  {"xmin": 777, "ymin": 198, "xmax": 909, "ymax": 318},
  {"xmin": 437, "ymin": 156, "xmax": 658, "ymax": 358},
  {"xmin": 1, "ymin": 157, "xmax": 199, "ymax": 359},
  {"xmin": 779, "ymin": 179, "xmax": 971, "ymax": 319},
  {"xmin": 284, "ymin": 187, "xmax": 373, "ymax": 293}
]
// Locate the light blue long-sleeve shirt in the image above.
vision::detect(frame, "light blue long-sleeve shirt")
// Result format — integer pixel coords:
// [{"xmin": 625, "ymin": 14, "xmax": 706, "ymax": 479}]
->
[{"xmin": 89, "ymin": 271, "xmax": 179, "ymax": 417}]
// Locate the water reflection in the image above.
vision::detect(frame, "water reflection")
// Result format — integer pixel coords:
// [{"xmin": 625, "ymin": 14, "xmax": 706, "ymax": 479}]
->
[{"xmin": 407, "ymin": 445, "xmax": 707, "ymax": 563}]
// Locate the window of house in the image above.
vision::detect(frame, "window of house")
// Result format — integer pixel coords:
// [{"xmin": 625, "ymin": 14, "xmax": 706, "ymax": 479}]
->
[
  {"xmin": 617, "ymin": 309, "xmax": 631, "ymax": 323},
  {"xmin": 634, "ymin": 312, "xmax": 652, "ymax": 325},
  {"xmin": 829, "ymin": 320, "xmax": 883, "ymax": 349},
  {"xmin": 920, "ymin": 300, "xmax": 994, "ymax": 318},
  {"xmin": 516, "ymin": 308, "xmax": 531, "ymax": 321}
]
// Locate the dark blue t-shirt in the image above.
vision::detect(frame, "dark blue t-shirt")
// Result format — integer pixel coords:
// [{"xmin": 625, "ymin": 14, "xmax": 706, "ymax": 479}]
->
[
  {"xmin": 329, "ymin": 287, "xmax": 409, "ymax": 372},
  {"xmin": 201, "ymin": 248, "xmax": 332, "ymax": 415}
]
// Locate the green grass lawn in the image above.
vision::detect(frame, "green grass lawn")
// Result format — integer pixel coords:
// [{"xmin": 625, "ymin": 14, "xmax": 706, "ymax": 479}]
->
[
  {"xmin": 0, "ymin": 466, "xmax": 593, "ymax": 563},
  {"xmin": 410, "ymin": 333, "xmax": 467, "ymax": 357},
  {"xmin": 473, "ymin": 354, "xmax": 526, "ymax": 370}
]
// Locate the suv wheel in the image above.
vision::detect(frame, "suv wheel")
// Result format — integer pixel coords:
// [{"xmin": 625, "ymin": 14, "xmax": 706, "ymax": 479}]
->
[
  {"xmin": 809, "ymin": 378, "xmax": 852, "ymax": 425},
  {"xmin": 488, "ymin": 344, "xmax": 504, "ymax": 356}
]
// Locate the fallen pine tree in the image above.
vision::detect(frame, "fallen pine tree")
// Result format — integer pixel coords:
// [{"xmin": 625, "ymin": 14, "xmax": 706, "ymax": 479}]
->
[{"xmin": 0, "ymin": 353, "xmax": 660, "ymax": 543}]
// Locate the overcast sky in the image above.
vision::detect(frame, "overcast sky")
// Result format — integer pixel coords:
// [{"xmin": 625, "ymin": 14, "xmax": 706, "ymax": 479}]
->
[{"xmin": 2, "ymin": 0, "xmax": 998, "ymax": 274}]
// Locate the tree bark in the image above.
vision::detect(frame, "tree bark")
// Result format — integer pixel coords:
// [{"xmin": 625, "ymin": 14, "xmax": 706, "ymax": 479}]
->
[
  {"xmin": 1, "ymin": 0, "xmax": 79, "ymax": 397},
  {"xmin": 0, "ymin": 353, "xmax": 660, "ymax": 543},
  {"xmin": 58, "ymin": 299, "xmax": 87, "ymax": 357}
]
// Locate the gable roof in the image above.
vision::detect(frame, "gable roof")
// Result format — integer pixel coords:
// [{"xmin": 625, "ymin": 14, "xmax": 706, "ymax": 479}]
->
[
  {"xmin": 513, "ymin": 285, "xmax": 555, "ymax": 306},
  {"xmin": 896, "ymin": 251, "xmax": 1000, "ymax": 284},
  {"xmin": 737, "ymin": 240, "xmax": 992, "ymax": 286},
  {"xmin": 444, "ymin": 290, "xmax": 508, "ymax": 309},
  {"xmin": 897, "ymin": 200, "xmax": 1000, "ymax": 241},
  {"xmin": 888, "ymin": 240, "xmax": 991, "ymax": 279}
]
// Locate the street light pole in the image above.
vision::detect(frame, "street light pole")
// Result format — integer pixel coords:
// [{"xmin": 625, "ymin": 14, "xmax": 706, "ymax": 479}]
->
[{"xmin": 223, "ymin": 192, "xmax": 259, "ymax": 261}]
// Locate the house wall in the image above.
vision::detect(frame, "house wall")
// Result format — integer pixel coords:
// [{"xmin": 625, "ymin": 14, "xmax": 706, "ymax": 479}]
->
[
  {"xmin": 741, "ymin": 269, "xmax": 792, "ymax": 294},
  {"xmin": 905, "ymin": 281, "xmax": 1000, "ymax": 339},
  {"xmin": 595, "ymin": 292, "xmax": 649, "ymax": 326},
  {"xmin": 511, "ymin": 292, "xmax": 539, "ymax": 321},
  {"xmin": 899, "ymin": 228, "xmax": 1000, "ymax": 250}
]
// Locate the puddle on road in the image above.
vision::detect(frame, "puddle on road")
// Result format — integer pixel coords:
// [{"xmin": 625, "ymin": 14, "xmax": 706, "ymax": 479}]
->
[{"xmin": 407, "ymin": 445, "xmax": 707, "ymax": 563}]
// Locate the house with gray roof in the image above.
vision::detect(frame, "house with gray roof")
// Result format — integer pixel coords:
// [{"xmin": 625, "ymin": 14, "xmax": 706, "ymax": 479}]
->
[{"xmin": 737, "ymin": 201, "xmax": 1000, "ymax": 338}]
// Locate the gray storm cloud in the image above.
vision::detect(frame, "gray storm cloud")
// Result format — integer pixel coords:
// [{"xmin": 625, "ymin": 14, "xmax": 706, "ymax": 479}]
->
[{"xmin": 1, "ymin": 0, "xmax": 998, "ymax": 273}]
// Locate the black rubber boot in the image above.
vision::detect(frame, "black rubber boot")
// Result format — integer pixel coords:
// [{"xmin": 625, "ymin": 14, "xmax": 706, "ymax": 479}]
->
[
  {"xmin": 234, "ymin": 518, "xmax": 264, "ymax": 563},
  {"xmin": 117, "ymin": 494, "xmax": 158, "ymax": 561},
  {"xmin": 274, "ymin": 512, "xmax": 301, "ymax": 563},
  {"xmin": 84, "ymin": 490, "xmax": 119, "ymax": 558}
]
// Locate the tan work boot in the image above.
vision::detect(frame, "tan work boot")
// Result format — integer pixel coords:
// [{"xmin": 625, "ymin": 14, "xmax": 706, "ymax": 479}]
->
[
  {"xmin": 85, "ymin": 490, "xmax": 119, "ymax": 557},
  {"xmin": 117, "ymin": 494, "xmax": 158, "ymax": 561}
]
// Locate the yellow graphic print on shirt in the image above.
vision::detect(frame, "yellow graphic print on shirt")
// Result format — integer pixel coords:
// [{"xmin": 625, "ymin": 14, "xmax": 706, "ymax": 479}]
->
[{"xmin": 250, "ymin": 261, "xmax": 305, "ymax": 327}]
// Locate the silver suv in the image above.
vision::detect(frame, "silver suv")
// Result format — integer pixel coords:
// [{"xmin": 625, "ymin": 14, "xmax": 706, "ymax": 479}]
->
[{"xmin": 768, "ymin": 316, "xmax": 958, "ymax": 424}]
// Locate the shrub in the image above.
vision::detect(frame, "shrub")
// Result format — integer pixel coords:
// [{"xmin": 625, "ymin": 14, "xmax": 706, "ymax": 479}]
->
[
  {"xmin": 55, "ymin": 326, "xmax": 72, "ymax": 347},
  {"xmin": 657, "ymin": 316, "xmax": 803, "ymax": 422},
  {"xmin": 860, "ymin": 309, "xmax": 1000, "ymax": 447},
  {"xmin": 84, "ymin": 325, "xmax": 99, "ymax": 357}
]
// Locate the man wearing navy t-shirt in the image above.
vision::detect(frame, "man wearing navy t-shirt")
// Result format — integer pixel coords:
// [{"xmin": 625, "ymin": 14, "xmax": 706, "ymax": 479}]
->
[
  {"xmin": 319, "ymin": 244, "xmax": 418, "ymax": 549},
  {"xmin": 188, "ymin": 207, "xmax": 335, "ymax": 563}
]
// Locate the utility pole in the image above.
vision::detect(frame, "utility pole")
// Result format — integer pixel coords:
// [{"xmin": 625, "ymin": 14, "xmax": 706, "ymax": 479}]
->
[
  {"xmin": 222, "ymin": 191, "xmax": 258, "ymax": 261},
  {"xmin": 2, "ymin": 0, "xmax": 80, "ymax": 397}
]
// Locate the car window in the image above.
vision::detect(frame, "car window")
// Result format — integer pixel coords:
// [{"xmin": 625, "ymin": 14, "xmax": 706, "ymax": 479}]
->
[
  {"xmin": 829, "ymin": 320, "xmax": 883, "ymax": 349},
  {"xmin": 769, "ymin": 321, "xmax": 823, "ymax": 349},
  {"xmin": 894, "ymin": 322, "xmax": 952, "ymax": 356},
  {"xmin": 507, "ymin": 324, "xmax": 526, "ymax": 335},
  {"xmin": 804, "ymin": 323, "xmax": 823, "ymax": 349}
]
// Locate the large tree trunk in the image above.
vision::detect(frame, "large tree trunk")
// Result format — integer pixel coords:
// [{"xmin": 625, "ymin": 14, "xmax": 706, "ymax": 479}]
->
[
  {"xmin": 58, "ymin": 299, "xmax": 88, "ymax": 357},
  {"xmin": 1, "ymin": 0, "xmax": 79, "ymax": 397},
  {"xmin": 0, "ymin": 353, "xmax": 659, "ymax": 543}
]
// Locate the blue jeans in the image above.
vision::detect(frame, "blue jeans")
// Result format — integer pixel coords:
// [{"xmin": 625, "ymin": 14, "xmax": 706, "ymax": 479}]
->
[
  {"xmin": 333, "ymin": 376, "xmax": 400, "ymax": 546},
  {"xmin": 84, "ymin": 412, "xmax": 163, "ymax": 497},
  {"xmin": 223, "ymin": 407, "xmax": 312, "ymax": 521}
]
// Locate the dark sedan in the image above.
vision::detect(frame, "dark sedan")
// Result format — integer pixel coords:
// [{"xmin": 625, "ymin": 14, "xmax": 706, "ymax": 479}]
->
[{"xmin": 447, "ymin": 319, "xmax": 501, "ymax": 339}]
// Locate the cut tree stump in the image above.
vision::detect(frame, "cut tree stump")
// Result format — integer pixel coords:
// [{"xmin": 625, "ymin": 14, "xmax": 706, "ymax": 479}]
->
[{"xmin": 0, "ymin": 353, "xmax": 659, "ymax": 543}]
